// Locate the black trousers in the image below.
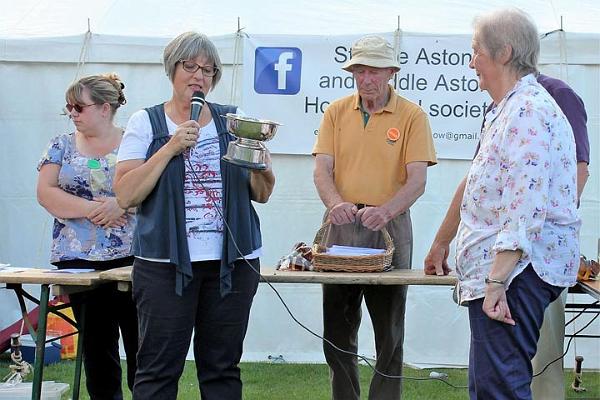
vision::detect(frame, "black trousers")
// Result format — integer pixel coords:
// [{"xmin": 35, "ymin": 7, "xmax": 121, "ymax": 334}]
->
[
  {"xmin": 132, "ymin": 258, "xmax": 260, "ymax": 400},
  {"xmin": 54, "ymin": 257, "xmax": 138, "ymax": 400},
  {"xmin": 321, "ymin": 211, "xmax": 413, "ymax": 400}
]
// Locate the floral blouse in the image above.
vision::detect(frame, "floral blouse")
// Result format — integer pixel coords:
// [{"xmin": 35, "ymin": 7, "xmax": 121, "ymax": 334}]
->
[
  {"xmin": 37, "ymin": 133, "xmax": 135, "ymax": 263},
  {"xmin": 455, "ymin": 74, "xmax": 580, "ymax": 303}
]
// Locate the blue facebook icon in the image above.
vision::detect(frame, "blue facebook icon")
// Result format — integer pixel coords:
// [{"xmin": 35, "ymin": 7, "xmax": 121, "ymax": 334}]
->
[{"xmin": 254, "ymin": 47, "xmax": 302, "ymax": 95}]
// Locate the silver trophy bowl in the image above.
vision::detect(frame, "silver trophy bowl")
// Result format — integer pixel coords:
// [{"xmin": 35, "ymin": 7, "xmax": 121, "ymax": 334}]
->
[{"xmin": 222, "ymin": 113, "xmax": 281, "ymax": 170}]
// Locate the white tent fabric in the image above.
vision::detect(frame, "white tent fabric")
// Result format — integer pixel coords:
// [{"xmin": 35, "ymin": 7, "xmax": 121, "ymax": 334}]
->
[
  {"xmin": 1, "ymin": 0, "xmax": 600, "ymax": 37},
  {"xmin": 0, "ymin": 1, "xmax": 599, "ymax": 369}
]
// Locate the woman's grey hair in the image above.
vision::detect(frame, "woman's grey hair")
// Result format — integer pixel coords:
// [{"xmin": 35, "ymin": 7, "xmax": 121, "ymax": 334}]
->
[
  {"xmin": 163, "ymin": 31, "xmax": 223, "ymax": 88},
  {"xmin": 66, "ymin": 73, "xmax": 126, "ymax": 117},
  {"xmin": 473, "ymin": 8, "xmax": 539, "ymax": 76}
]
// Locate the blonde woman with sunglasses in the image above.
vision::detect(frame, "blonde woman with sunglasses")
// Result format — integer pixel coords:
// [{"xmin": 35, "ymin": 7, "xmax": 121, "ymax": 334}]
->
[{"xmin": 37, "ymin": 73, "xmax": 138, "ymax": 400}]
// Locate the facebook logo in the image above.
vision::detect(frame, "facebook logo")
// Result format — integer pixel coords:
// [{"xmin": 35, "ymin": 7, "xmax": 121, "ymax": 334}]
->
[{"xmin": 254, "ymin": 47, "xmax": 302, "ymax": 95}]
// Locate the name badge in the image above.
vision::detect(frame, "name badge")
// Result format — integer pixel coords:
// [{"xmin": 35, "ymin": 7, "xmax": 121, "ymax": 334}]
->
[{"xmin": 87, "ymin": 159, "xmax": 101, "ymax": 169}]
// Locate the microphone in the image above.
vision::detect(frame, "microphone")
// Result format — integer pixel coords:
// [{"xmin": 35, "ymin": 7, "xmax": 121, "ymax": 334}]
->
[{"xmin": 190, "ymin": 91, "xmax": 205, "ymax": 121}]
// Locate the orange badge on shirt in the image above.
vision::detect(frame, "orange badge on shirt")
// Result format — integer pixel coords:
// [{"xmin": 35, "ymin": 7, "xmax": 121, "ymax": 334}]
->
[{"xmin": 386, "ymin": 128, "xmax": 400, "ymax": 145}]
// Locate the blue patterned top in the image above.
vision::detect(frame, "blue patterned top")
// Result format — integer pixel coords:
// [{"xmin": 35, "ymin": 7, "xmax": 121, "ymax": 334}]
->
[{"xmin": 37, "ymin": 133, "xmax": 135, "ymax": 263}]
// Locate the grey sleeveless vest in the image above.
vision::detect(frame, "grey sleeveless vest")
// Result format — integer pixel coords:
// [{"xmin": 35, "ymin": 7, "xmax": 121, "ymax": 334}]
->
[{"xmin": 132, "ymin": 102, "xmax": 262, "ymax": 295}]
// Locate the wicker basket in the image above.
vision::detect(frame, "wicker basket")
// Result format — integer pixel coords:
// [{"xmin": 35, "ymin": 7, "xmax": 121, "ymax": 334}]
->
[{"xmin": 312, "ymin": 222, "xmax": 395, "ymax": 272}]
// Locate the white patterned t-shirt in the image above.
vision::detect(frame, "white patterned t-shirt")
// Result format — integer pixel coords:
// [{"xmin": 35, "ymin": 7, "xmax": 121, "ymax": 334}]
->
[{"xmin": 118, "ymin": 109, "xmax": 223, "ymax": 261}]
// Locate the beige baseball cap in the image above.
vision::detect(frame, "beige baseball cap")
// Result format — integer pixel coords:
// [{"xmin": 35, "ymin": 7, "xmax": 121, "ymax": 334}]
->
[{"xmin": 342, "ymin": 35, "xmax": 401, "ymax": 72}]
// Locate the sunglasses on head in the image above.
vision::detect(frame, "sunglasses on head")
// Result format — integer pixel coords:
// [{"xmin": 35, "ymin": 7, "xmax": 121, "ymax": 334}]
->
[{"xmin": 65, "ymin": 103, "xmax": 98, "ymax": 113}]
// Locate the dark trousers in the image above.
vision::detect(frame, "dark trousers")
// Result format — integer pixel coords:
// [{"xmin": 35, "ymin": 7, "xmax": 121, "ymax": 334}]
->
[
  {"xmin": 468, "ymin": 264, "xmax": 564, "ymax": 400},
  {"xmin": 131, "ymin": 258, "xmax": 260, "ymax": 400},
  {"xmin": 322, "ymin": 211, "xmax": 412, "ymax": 400},
  {"xmin": 55, "ymin": 257, "xmax": 138, "ymax": 400}
]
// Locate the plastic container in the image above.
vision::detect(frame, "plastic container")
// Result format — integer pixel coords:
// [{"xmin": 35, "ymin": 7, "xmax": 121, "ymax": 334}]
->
[
  {"xmin": 18, "ymin": 334, "xmax": 62, "ymax": 365},
  {"xmin": 47, "ymin": 302, "xmax": 78, "ymax": 359},
  {"xmin": 0, "ymin": 381, "xmax": 69, "ymax": 400}
]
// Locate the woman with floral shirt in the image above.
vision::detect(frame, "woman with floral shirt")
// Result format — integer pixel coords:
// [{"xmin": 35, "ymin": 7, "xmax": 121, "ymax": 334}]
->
[
  {"xmin": 37, "ymin": 73, "xmax": 137, "ymax": 400},
  {"xmin": 456, "ymin": 8, "xmax": 580, "ymax": 399}
]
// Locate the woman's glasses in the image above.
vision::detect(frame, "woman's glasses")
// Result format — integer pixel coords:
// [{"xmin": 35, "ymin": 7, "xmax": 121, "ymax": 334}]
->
[
  {"xmin": 65, "ymin": 103, "xmax": 98, "ymax": 113},
  {"xmin": 179, "ymin": 60, "xmax": 219, "ymax": 77}
]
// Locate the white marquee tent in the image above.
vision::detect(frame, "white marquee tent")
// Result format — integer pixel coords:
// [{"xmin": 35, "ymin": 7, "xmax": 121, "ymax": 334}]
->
[{"xmin": 1, "ymin": 0, "xmax": 598, "ymax": 370}]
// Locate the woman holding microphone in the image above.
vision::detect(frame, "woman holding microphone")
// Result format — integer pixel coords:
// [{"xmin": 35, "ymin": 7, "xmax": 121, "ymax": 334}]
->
[{"xmin": 114, "ymin": 31, "xmax": 274, "ymax": 400}]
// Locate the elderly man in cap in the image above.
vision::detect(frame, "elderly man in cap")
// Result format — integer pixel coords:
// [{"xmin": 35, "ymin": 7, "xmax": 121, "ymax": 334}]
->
[{"xmin": 312, "ymin": 35, "xmax": 437, "ymax": 400}]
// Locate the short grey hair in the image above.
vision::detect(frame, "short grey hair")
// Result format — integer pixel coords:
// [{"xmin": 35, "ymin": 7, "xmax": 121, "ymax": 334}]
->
[
  {"xmin": 473, "ymin": 8, "xmax": 539, "ymax": 76},
  {"xmin": 163, "ymin": 31, "xmax": 223, "ymax": 87}
]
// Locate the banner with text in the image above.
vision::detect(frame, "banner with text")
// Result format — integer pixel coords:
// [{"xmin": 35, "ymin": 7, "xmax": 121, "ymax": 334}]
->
[{"xmin": 242, "ymin": 33, "xmax": 490, "ymax": 159}]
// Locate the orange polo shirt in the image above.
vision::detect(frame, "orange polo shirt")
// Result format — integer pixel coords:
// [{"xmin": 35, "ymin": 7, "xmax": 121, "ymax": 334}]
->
[{"xmin": 312, "ymin": 85, "xmax": 437, "ymax": 206}]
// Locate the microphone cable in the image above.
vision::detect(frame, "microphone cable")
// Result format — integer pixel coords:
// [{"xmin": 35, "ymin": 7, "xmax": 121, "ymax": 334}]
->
[
  {"xmin": 532, "ymin": 300, "xmax": 599, "ymax": 378},
  {"xmin": 184, "ymin": 150, "xmax": 467, "ymax": 389}
]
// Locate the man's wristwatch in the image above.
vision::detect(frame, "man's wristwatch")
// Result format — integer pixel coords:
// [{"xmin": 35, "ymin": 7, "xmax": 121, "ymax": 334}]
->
[{"xmin": 484, "ymin": 276, "xmax": 506, "ymax": 285}]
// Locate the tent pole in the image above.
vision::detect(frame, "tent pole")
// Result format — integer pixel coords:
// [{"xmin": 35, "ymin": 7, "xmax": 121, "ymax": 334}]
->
[
  {"xmin": 72, "ymin": 19, "xmax": 92, "ymax": 83},
  {"xmin": 558, "ymin": 16, "xmax": 568, "ymax": 82},
  {"xmin": 394, "ymin": 15, "xmax": 402, "ymax": 74},
  {"xmin": 230, "ymin": 17, "xmax": 244, "ymax": 104}
]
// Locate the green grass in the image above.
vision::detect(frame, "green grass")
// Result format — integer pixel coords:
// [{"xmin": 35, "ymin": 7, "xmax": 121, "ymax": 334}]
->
[{"xmin": 1, "ymin": 358, "xmax": 599, "ymax": 399}]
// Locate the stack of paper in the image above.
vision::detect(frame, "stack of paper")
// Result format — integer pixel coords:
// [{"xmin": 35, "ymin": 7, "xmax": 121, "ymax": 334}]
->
[
  {"xmin": 47, "ymin": 268, "xmax": 96, "ymax": 274},
  {"xmin": 326, "ymin": 245, "xmax": 386, "ymax": 256},
  {"xmin": 0, "ymin": 264, "xmax": 29, "ymax": 273}
]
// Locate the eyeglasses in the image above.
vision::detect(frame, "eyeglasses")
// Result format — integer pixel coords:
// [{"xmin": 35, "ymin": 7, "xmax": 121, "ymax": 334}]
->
[
  {"xmin": 179, "ymin": 60, "xmax": 219, "ymax": 77},
  {"xmin": 65, "ymin": 103, "xmax": 98, "ymax": 113}
]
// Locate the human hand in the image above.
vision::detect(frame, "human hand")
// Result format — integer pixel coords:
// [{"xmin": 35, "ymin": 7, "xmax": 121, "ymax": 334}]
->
[
  {"xmin": 103, "ymin": 211, "xmax": 128, "ymax": 228},
  {"xmin": 328, "ymin": 202, "xmax": 358, "ymax": 225},
  {"xmin": 166, "ymin": 121, "xmax": 200, "ymax": 156},
  {"xmin": 261, "ymin": 148, "xmax": 272, "ymax": 171},
  {"xmin": 424, "ymin": 241, "xmax": 452, "ymax": 275},
  {"xmin": 103, "ymin": 215, "xmax": 128, "ymax": 229},
  {"xmin": 87, "ymin": 197, "xmax": 127, "ymax": 228},
  {"xmin": 251, "ymin": 148, "xmax": 273, "ymax": 175},
  {"xmin": 356, "ymin": 206, "xmax": 392, "ymax": 231},
  {"xmin": 482, "ymin": 284, "xmax": 515, "ymax": 325}
]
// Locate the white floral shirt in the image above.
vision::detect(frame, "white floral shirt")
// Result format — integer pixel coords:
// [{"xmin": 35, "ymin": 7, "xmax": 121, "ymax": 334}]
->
[{"xmin": 455, "ymin": 74, "xmax": 580, "ymax": 303}]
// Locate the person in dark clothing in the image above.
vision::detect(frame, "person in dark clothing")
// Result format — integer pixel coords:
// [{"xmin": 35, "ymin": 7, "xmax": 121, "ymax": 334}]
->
[
  {"xmin": 113, "ymin": 31, "xmax": 275, "ymax": 400},
  {"xmin": 37, "ymin": 73, "xmax": 137, "ymax": 400}
]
